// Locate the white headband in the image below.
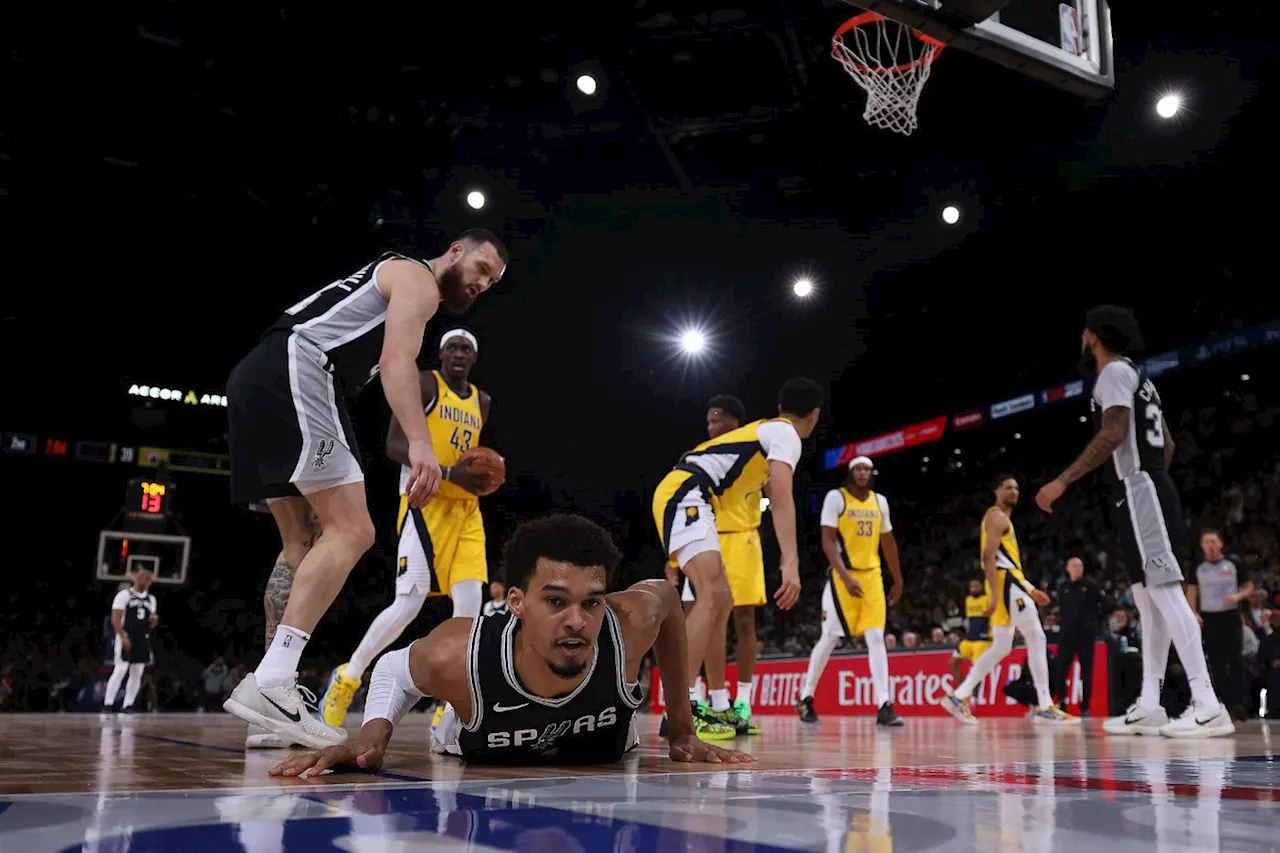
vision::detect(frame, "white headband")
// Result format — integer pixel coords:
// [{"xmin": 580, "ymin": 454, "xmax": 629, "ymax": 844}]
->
[
  {"xmin": 439, "ymin": 329, "xmax": 478, "ymax": 354},
  {"xmin": 848, "ymin": 455, "xmax": 874, "ymax": 470}
]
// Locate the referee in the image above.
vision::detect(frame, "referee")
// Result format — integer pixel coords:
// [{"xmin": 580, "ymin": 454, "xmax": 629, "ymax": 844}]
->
[{"xmin": 1186, "ymin": 529, "xmax": 1251, "ymax": 720}]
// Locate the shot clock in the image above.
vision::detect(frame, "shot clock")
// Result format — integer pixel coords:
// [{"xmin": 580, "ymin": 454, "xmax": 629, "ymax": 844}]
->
[{"xmin": 125, "ymin": 474, "xmax": 175, "ymax": 522}]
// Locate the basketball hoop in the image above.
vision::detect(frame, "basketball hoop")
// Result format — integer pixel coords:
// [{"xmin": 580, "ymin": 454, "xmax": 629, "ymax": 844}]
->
[{"xmin": 832, "ymin": 11, "xmax": 946, "ymax": 136}]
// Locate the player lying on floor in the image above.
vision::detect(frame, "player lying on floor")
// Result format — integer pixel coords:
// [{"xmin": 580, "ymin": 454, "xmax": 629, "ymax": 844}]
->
[{"xmin": 270, "ymin": 514, "xmax": 754, "ymax": 776}]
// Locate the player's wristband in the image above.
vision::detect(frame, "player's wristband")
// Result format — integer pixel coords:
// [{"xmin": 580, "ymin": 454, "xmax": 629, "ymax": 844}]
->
[{"xmin": 442, "ymin": 466, "xmax": 452, "ymax": 482}]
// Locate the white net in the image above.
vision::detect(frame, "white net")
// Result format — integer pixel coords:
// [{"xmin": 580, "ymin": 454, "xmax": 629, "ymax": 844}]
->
[{"xmin": 832, "ymin": 14, "xmax": 944, "ymax": 136}]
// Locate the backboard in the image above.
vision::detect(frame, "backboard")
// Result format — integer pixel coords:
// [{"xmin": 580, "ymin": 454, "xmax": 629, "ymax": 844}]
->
[
  {"xmin": 96, "ymin": 530, "xmax": 190, "ymax": 586},
  {"xmin": 850, "ymin": 0, "xmax": 1114, "ymax": 98}
]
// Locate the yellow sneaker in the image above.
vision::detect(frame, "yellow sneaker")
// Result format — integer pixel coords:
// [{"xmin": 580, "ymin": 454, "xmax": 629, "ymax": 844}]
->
[
  {"xmin": 690, "ymin": 701, "xmax": 736, "ymax": 741},
  {"xmin": 321, "ymin": 663, "xmax": 361, "ymax": 727},
  {"xmin": 431, "ymin": 702, "xmax": 447, "ymax": 729}
]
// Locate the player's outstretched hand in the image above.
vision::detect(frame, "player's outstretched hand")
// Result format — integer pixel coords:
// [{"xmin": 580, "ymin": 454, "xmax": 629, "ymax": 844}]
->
[
  {"xmin": 1029, "ymin": 588, "xmax": 1051, "ymax": 607},
  {"xmin": 668, "ymin": 735, "xmax": 757, "ymax": 765},
  {"xmin": 406, "ymin": 439, "xmax": 441, "ymax": 508},
  {"xmin": 268, "ymin": 743, "xmax": 385, "ymax": 778}
]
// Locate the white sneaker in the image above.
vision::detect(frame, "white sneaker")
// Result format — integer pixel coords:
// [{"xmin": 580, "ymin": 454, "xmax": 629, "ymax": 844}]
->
[
  {"xmin": 1159, "ymin": 701, "xmax": 1236, "ymax": 739},
  {"xmin": 245, "ymin": 724, "xmax": 289, "ymax": 749},
  {"xmin": 224, "ymin": 672, "xmax": 348, "ymax": 750},
  {"xmin": 1103, "ymin": 704, "xmax": 1169, "ymax": 736}
]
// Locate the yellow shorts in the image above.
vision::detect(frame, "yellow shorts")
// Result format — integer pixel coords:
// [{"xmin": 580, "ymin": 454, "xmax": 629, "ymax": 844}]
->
[
  {"xmin": 821, "ymin": 567, "xmax": 885, "ymax": 639},
  {"xmin": 957, "ymin": 639, "xmax": 992, "ymax": 662},
  {"xmin": 988, "ymin": 568, "xmax": 1037, "ymax": 629},
  {"xmin": 396, "ymin": 495, "xmax": 487, "ymax": 597},
  {"xmin": 680, "ymin": 529, "xmax": 765, "ymax": 607}
]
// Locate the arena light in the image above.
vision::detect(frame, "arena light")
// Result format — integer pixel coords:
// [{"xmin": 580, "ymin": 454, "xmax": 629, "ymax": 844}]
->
[
  {"xmin": 941, "ymin": 204, "xmax": 961, "ymax": 225},
  {"xmin": 759, "ymin": 496, "xmax": 770, "ymax": 513},
  {"xmin": 679, "ymin": 328, "xmax": 707, "ymax": 355},
  {"xmin": 1013, "ymin": 432, "xmax": 1022, "ymax": 440},
  {"xmin": 1241, "ymin": 373, "xmax": 1251, "ymax": 382},
  {"xmin": 576, "ymin": 74, "xmax": 598, "ymax": 96},
  {"xmin": 465, "ymin": 190, "xmax": 487, "ymax": 210},
  {"xmin": 792, "ymin": 278, "xmax": 814, "ymax": 298},
  {"xmin": 1155, "ymin": 93, "xmax": 1182, "ymax": 119}
]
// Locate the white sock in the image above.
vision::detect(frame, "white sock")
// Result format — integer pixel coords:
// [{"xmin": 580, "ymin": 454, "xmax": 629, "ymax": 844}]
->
[
  {"xmin": 802, "ymin": 632, "xmax": 840, "ymax": 699},
  {"xmin": 956, "ymin": 626, "xmax": 1015, "ymax": 701},
  {"xmin": 123, "ymin": 663, "xmax": 146, "ymax": 709},
  {"xmin": 104, "ymin": 663, "xmax": 128, "ymax": 706},
  {"xmin": 1147, "ymin": 582, "xmax": 1221, "ymax": 709},
  {"xmin": 689, "ymin": 685, "xmax": 701, "ymax": 704},
  {"xmin": 348, "ymin": 592, "xmax": 427, "ymax": 680},
  {"xmin": 709, "ymin": 688, "xmax": 731, "ymax": 712},
  {"xmin": 693, "ymin": 676, "xmax": 707, "ymax": 705},
  {"xmin": 256, "ymin": 624, "xmax": 310, "ymax": 688},
  {"xmin": 1131, "ymin": 582, "xmax": 1170, "ymax": 710},
  {"xmin": 449, "ymin": 579, "xmax": 483, "ymax": 619},
  {"xmin": 865, "ymin": 628, "xmax": 892, "ymax": 707},
  {"xmin": 736, "ymin": 680, "xmax": 754, "ymax": 707},
  {"xmin": 1021, "ymin": 619, "xmax": 1053, "ymax": 709}
]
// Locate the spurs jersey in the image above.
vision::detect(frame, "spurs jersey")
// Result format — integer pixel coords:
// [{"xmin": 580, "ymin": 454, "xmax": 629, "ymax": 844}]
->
[
  {"xmin": 398, "ymin": 370, "xmax": 484, "ymax": 501},
  {"xmin": 456, "ymin": 607, "xmax": 644, "ymax": 765},
  {"xmin": 1089, "ymin": 358, "xmax": 1169, "ymax": 484},
  {"xmin": 822, "ymin": 488, "xmax": 892, "ymax": 571},
  {"xmin": 677, "ymin": 418, "xmax": 802, "ymax": 514},
  {"xmin": 265, "ymin": 252, "xmax": 434, "ymax": 396}
]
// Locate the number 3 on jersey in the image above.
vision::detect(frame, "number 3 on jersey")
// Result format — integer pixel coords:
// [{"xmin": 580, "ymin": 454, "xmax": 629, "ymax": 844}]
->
[
  {"xmin": 855, "ymin": 520, "xmax": 875, "ymax": 537},
  {"xmin": 1144, "ymin": 402, "xmax": 1164, "ymax": 448},
  {"xmin": 450, "ymin": 427, "xmax": 474, "ymax": 452}
]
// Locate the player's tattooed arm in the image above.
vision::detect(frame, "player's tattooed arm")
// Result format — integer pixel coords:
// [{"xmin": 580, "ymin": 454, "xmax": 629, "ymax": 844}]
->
[
  {"xmin": 1056, "ymin": 406, "xmax": 1128, "ymax": 487},
  {"xmin": 264, "ymin": 562, "xmax": 296, "ymax": 647}
]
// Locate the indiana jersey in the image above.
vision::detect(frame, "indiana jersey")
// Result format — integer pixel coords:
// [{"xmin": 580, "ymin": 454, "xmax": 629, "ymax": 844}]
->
[
  {"xmin": 716, "ymin": 484, "xmax": 763, "ymax": 533},
  {"xmin": 980, "ymin": 506, "xmax": 1028, "ymax": 583},
  {"xmin": 1090, "ymin": 358, "xmax": 1169, "ymax": 485},
  {"xmin": 266, "ymin": 252, "xmax": 433, "ymax": 396},
  {"xmin": 821, "ymin": 488, "xmax": 892, "ymax": 571},
  {"xmin": 456, "ymin": 607, "xmax": 645, "ymax": 765},
  {"xmin": 964, "ymin": 592, "xmax": 991, "ymax": 641},
  {"xmin": 676, "ymin": 418, "xmax": 803, "ymax": 515},
  {"xmin": 403, "ymin": 369, "xmax": 484, "ymax": 501}
]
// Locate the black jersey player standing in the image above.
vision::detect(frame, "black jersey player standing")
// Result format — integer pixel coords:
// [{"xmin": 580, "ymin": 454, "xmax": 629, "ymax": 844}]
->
[
  {"xmin": 223, "ymin": 229, "xmax": 508, "ymax": 750},
  {"xmin": 1035, "ymin": 305, "xmax": 1233, "ymax": 739},
  {"xmin": 270, "ymin": 514, "xmax": 754, "ymax": 775}
]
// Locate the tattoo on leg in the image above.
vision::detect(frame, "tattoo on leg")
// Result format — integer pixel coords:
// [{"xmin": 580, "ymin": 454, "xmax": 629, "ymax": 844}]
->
[
  {"xmin": 264, "ymin": 562, "xmax": 296, "ymax": 648},
  {"xmin": 303, "ymin": 510, "xmax": 323, "ymax": 548}
]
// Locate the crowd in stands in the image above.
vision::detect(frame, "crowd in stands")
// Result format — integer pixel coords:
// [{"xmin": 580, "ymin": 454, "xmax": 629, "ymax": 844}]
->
[{"xmin": 2, "ymin": 377, "xmax": 1276, "ymax": 719}]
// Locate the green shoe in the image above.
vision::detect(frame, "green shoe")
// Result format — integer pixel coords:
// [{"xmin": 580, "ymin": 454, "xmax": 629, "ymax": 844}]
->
[
  {"xmin": 732, "ymin": 699, "xmax": 761, "ymax": 735},
  {"xmin": 691, "ymin": 700, "xmax": 736, "ymax": 741}
]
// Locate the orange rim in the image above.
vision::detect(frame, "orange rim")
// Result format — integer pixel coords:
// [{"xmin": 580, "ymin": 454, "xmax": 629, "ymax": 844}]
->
[{"xmin": 831, "ymin": 11, "xmax": 946, "ymax": 75}]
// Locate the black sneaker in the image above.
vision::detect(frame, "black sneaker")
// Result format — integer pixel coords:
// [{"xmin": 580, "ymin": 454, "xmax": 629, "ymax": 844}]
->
[
  {"xmin": 658, "ymin": 714, "xmax": 669, "ymax": 737},
  {"xmin": 796, "ymin": 696, "xmax": 818, "ymax": 723},
  {"xmin": 876, "ymin": 702, "xmax": 904, "ymax": 727}
]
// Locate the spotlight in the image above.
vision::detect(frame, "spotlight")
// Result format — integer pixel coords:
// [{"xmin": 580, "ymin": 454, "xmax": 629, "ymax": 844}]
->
[
  {"xmin": 679, "ymin": 329, "xmax": 706, "ymax": 355},
  {"xmin": 576, "ymin": 74, "xmax": 598, "ymax": 96},
  {"xmin": 941, "ymin": 205, "xmax": 960, "ymax": 225},
  {"xmin": 792, "ymin": 278, "xmax": 814, "ymax": 298},
  {"xmin": 465, "ymin": 190, "xmax": 486, "ymax": 210},
  {"xmin": 1155, "ymin": 93, "xmax": 1182, "ymax": 119}
]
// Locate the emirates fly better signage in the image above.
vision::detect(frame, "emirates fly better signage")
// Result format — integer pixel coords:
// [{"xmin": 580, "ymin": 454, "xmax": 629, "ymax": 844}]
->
[{"xmin": 649, "ymin": 644, "xmax": 1109, "ymax": 718}]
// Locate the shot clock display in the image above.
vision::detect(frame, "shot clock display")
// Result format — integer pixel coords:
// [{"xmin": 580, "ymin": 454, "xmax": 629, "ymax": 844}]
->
[{"xmin": 125, "ymin": 475, "xmax": 175, "ymax": 520}]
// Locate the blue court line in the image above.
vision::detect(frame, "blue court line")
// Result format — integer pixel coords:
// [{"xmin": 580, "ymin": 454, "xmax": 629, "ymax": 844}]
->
[{"xmin": 134, "ymin": 733, "xmax": 430, "ymax": 782}]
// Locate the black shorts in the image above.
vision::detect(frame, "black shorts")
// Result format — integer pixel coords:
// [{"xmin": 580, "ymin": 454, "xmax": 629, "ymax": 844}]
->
[
  {"xmin": 116, "ymin": 635, "xmax": 153, "ymax": 665},
  {"xmin": 1109, "ymin": 471, "xmax": 1190, "ymax": 588},
  {"xmin": 226, "ymin": 331, "xmax": 363, "ymax": 507}
]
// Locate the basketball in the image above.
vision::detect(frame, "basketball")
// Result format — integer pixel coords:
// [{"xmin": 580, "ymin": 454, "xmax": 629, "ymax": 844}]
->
[{"xmin": 460, "ymin": 446, "xmax": 505, "ymax": 496}]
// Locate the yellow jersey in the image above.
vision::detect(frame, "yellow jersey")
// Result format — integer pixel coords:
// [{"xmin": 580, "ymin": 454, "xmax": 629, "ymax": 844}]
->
[
  {"xmin": 676, "ymin": 417, "xmax": 802, "ymax": 522},
  {"xmin": 964, "ymin": 592, "xmax": 991, "ymax": 641},
  {"xmin": 979, "ymin": 505, "xmax": 1027, "ymax": 583},
  {"xmin": 716, "ymin": 483, "xmax": 763, "ymax": 534},
  {"xmin": 827, "ymin": 487, "xmax": 887, "ymax": 571},
  {"xmin": 423, "ymin": 369, "xmax": 484, "ymax": 501}
]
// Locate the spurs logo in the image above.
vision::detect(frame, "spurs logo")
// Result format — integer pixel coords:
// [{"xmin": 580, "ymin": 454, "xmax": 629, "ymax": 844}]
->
[{"xmin": 313, "ymin": 438, "xmax": 335, "ymax": 469}]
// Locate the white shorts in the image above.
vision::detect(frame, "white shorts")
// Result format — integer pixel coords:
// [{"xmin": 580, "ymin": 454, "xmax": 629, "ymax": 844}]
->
[{"xmin": 1004, "ymin": 581, "xmax": 1040, "ymax": 629}]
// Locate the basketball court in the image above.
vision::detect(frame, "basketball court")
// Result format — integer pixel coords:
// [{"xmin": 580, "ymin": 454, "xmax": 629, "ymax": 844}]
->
[{"xmin": 0, "ymin": 713, "xmax": 1274, "ymax": 851}]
